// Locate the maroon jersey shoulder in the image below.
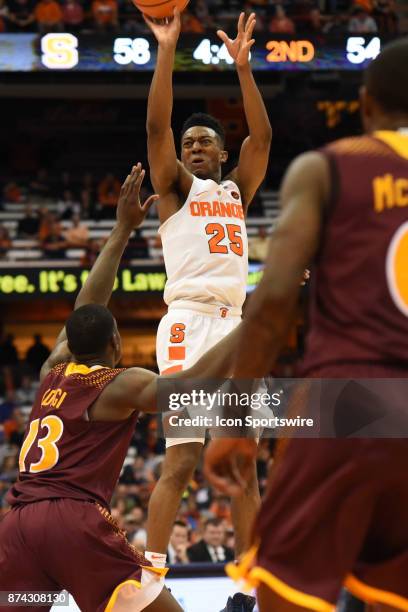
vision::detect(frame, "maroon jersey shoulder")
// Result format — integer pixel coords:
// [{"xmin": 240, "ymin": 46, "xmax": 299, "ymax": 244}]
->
[
  {"xmin": 323, "ymin": 134, "xmax": 395, "ymax": 158},
  {"xmin": 300, "ymin": 132, "xmax": 408, "ymax": 376},
  {"xmin": 7, "ymin": 362, "xmax": 138, "ymax": 509}
]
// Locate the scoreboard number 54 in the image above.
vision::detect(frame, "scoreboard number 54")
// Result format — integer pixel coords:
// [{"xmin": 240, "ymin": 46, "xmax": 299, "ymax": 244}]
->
[
  {"xmin": 41, "ymin": 33, "xmax": 79, "ymax": 69},
  {"xmin": 346, "ymin": 37, "xmax": 380, "ymax": 65}
]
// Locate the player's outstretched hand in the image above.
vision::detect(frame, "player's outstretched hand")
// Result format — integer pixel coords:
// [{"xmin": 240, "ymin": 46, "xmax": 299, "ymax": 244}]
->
[
  {"xmin": 143, "ymin": 7, "xmax": 181, "ymax": 49},
  {"xmin": 203, "ymin": 438, "xmax": 257, "ymax": 496},
  {"xmin": 217, "ymin": 12, "xmax": 256, "ymax": 67},
  {"xmin": 117, "ymin": 164, "xmax": 159, "ymax": 230}
]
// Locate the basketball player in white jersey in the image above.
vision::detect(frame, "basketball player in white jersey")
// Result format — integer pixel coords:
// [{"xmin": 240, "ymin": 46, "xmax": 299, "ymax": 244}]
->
[{"xmin": 144, "ymin": 10, "xmax": 271, "ymax": 599}]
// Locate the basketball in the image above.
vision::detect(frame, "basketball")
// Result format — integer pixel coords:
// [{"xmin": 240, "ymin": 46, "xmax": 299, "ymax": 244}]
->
[{"xmin": 133, "ymin": 0, "xmax": 189, "ymax": 19}]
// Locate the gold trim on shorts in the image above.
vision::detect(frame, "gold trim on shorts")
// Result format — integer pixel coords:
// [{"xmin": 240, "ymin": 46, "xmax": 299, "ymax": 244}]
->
[
  {"xmin": 345, "ymin": 574, "xmax": 408, "ymax": 611},
  {"xmin": 227, "ymin": 546, "xmax": 332, "ymax": 612},
  {"xmin": 228, "ymin": 546, "xmax": 408, "ymax": 611},
  {"xmin": 104, "ymin": 579, "xmax": 142, "ymax": 612}
]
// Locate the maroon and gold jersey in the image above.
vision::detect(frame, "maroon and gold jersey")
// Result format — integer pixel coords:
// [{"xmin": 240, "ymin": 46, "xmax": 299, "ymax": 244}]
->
[
  {"xmin": 301, "ymin": 130, "xmax": 408, "ymax": 376},
  {"xmin": 7, "ymin": 362, "xmax": 138, "ymax": 509}
]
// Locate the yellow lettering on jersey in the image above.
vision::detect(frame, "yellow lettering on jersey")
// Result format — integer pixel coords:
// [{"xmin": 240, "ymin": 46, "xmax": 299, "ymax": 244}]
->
[
  {"xmin": 53, "ymin": 390, "xmax": 67, "ymax": 409},
  {"xmin": 395, "ymin": 179, "xmax": 408, "ymax": 206},
  {"xmin": 41, "ymin": 388, "xmax": 52, "ymax": 406},
  {"xmin": 41, "ymin": 388, "xmax": 67, "ymax": 409},
  {"xmin": 373, "ymin": 174, "xmax": 408, "ymax": 213}
]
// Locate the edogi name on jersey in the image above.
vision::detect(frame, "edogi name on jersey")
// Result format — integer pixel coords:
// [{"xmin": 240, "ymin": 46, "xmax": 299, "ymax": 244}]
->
[{"xmin": 159, "ymin": 176, "xmax": 248, "ymax": 308}]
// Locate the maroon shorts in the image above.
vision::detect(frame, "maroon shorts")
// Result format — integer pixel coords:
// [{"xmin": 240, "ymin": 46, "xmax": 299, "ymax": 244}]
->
[
  {"xmin": 0, "ymin": 498, "xmax": 147, "ymax": 612},
  {"xmin": 250, "ymin": 438, "xmax": 408, "ymax": 611}
]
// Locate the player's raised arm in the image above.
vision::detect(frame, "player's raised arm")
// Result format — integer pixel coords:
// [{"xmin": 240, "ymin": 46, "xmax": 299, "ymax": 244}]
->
[
  {"xmin": 145, "ymin": 9, "xmax": 193, "ymax": 220},
  {"xmin": 40, "ymin": 165, "xmax": 157, "ymax": 381},
  {"xmin": 218, "ymin": 12, "xmax": 272, "ymax": 208},
  {"xmin": 74, "ymin": 165, "xmax": 157, "ymax": 309}
]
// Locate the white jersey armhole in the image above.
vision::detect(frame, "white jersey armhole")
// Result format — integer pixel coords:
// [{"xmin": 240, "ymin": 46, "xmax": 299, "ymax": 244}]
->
[{"xmin": 158, "ymin": 176, "xmax": 204, "ymax": 235}]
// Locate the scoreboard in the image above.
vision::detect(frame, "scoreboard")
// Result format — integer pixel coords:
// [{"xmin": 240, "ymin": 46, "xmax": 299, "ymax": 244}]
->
[
  {"xmin": 0, "ymin": 264, "xmax": 264, "ymax": 299},
  {"xmin": 0, "ymin": 33, "xmax": 384, "ymax": 72}
]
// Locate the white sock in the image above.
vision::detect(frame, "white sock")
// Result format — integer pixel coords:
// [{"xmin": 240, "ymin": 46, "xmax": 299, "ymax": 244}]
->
[{"xmin": 145, "ymin": 550, "xmax": 167, "ymax": 569}]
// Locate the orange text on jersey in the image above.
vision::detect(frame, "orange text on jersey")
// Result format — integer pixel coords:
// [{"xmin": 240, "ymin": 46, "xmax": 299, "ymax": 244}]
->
[
  {"xmin": 373, "ymin": 174, "xmax": 408, "ymax": 213},
  {"xmin": 41, "ymin": 388, "xmax": 68, "ymax": 410},
  {"xmin": 190, "ymin": 201, "xmax": 244, "ymax": 220}
]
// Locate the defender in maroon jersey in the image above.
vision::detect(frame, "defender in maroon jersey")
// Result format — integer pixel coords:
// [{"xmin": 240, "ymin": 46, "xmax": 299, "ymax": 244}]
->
[
  {"xmin": 205, "ymin": 40, "xmax": 408, "ymax": 611},
  {"xmin": 0, "ymin": 166, "xmax": 239, "ymax": 612}
]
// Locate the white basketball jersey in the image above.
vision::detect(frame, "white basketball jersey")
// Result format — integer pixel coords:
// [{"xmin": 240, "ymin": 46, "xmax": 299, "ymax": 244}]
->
[{"xmin": 159, "ymin": 176, "xmax": 248, "ymax": 308}]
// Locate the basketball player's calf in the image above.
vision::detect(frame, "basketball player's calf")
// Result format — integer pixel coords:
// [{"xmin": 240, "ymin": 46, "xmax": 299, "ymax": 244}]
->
[
  {"xmin": 147, "ymin": 442, "xmax": 203, "ymax": 556},
  {"xmin": 230, "ymin": 458, "xmax": 260, "ymax": 554},
  {"xmin": 147, "ymin": 441, "xmax": 260, "ymax": 560}
]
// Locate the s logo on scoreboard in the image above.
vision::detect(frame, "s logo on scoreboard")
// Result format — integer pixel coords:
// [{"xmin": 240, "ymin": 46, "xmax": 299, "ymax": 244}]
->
[{"xmin": 41, "ymin": 33, "xmax": 79, "ymax": 69}]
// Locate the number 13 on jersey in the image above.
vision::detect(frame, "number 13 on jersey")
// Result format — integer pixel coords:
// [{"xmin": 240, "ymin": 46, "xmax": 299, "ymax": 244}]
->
[
  {"xmin": 19, "ymin": 416, "xmax": 64, "ymax": 474},
  {"xmin": 206, "ymin": 223, "xmax": 244, "ymax": 256}
]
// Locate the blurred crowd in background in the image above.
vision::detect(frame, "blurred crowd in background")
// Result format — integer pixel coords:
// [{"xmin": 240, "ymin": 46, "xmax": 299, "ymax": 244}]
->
[
  {"xmin": 0, "ymin": 0, "xmax": 403, "ymax": 36},
  {"xmin": 0, "ymin": 168, "xmax": 266, "ymax": 262}
]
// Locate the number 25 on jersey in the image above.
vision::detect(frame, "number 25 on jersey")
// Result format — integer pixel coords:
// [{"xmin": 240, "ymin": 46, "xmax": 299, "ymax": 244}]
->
[{"xmin": 206, "ymin": 223, "xmax": 243, "ymax": 256}]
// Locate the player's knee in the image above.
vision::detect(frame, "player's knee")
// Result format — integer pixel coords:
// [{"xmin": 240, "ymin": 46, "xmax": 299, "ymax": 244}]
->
[
  {"xmin": 161, "ymin": 457, "xmax": 197, "ymax": 490},
  {"xmin": 161, "ymin": 445, "xmax": 201, "ymax": 491}
]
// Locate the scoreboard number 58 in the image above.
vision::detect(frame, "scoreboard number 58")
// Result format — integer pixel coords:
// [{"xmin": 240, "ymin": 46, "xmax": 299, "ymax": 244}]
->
[{"xmin": 41, "ymin": 33, "xmax": 79, "ymax": 69}]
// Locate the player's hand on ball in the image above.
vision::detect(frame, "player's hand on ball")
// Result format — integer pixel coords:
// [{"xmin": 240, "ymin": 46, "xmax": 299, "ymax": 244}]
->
[
  {"xmin": 204, "ymin": 438, "xmax": 257, "ymax": 497},
  {"xmin": 117, "ymin": 164, "xmax": 159, "ymax": 229},
  {"xmin": 143, "ymin": 7, "xmax": 181, "ymax": 48},
  {"xmin": 217, "ymin": 12, "xmax": 256, "ymax": 67}
]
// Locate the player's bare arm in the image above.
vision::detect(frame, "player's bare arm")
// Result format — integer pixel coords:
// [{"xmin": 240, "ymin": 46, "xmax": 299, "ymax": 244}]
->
[
  {"xmin": 219, "ymin": 12, "xmax": 272, "ymax": 209},
  {"xmin": 104, "ymin": 319, "xmax": 244, "ymax": 417},
  {"xmin": 145, "ymin": 9, "xmax": 193, "ymax": 223},
  {"xmin": 232, "ymin": 150, "xmax": 328, "ymax": 377},
  {"xmin": 40, "ymin": 165, "xmax": 157, "ymax": 382},
  {"xmin": 204, "ymin": 151, "xmax": 329, "ymax": 495}
]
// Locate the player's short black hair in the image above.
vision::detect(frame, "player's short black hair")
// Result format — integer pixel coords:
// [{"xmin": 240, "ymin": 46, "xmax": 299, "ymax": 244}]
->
[
  {"xmin": 173, "ymin": 520, "xmax": 189, "ymax": 530},
  {"xmin": 66, "ymin": 304, "xmax": 115, "ymax": 356},
  {"xmin": 181, "ymin": 113, "xmax": 225, "ymax": 145},
  {"xmin": 364, "ymin": 39, "xmax": 408, "ymax": 115},
  {"xmin": 204, "ymin": 518, "xmax": 223, "ymax": 529}
]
